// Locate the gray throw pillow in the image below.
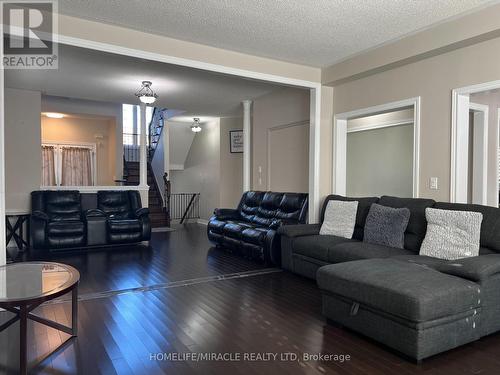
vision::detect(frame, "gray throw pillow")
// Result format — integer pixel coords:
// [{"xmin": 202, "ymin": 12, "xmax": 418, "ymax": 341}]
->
[
  {"xmin": 420, "ymin": 208, "xmax": 482, "ymax": 260},
  {"xmin": 319, "ymin": 200, "xmax": 358, "ymax": 239},
  {"xmin": 363, "ymin": 203, "xmax": 410, "ymax": 249}
]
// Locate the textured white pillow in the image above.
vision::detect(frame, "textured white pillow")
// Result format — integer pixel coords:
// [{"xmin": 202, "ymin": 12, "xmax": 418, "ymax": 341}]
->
[
  {"xmin": 420, "ymin": 208, "xmax": 483, "ymax": 260},
  {"xmin": 320, "ymin": 200, "xmax": 358, "ymax": 239}
]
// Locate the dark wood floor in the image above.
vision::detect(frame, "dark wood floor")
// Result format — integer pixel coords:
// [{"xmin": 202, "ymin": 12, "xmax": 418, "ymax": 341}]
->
[{"xmin": 3, "ymin": 224, "xmax": 500, "ymax": 374}]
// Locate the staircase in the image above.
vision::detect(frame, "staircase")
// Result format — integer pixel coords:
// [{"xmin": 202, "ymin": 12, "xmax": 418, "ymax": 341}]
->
[{"xmin": 124, "ymin": 161, "xmax": 170, "ymax": 228}]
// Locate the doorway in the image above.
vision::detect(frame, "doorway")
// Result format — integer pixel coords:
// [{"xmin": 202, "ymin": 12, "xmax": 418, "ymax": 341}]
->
[
  {"xmin": 452, "ymin": 81, "xmax": 500, "ymax": 207},
  {"xmin": 333, "ymin": 97, "xmax": 421, "ymax": 197}
]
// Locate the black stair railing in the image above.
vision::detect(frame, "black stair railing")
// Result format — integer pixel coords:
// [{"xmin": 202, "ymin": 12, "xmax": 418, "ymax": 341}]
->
[{"xmin": 148, "ymin": 108, "xmax": 166, "ymax": 162}]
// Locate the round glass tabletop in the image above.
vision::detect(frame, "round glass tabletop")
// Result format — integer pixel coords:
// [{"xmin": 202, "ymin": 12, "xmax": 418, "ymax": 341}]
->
[{"xmin": 0, "ymin": 262, "xmax": 79, "ymax": 303}]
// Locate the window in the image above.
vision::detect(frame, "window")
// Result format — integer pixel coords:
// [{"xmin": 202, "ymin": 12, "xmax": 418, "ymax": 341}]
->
[
  {"xmin": 122, "ymin": 104, "xmax": 154, "ymax": 162},
  {"xmin": 122, "ymin": 104, "xmax": 153, "ymax": 146},
  {"xmin": 41, "ymin": 143, "xmax": 96, "ymax": 186}
]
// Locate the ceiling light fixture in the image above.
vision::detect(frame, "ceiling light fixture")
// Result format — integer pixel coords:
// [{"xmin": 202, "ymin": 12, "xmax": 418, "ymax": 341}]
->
[
  {"xmin": 44, "ymin": 112, "xmax": 65, "ymax": 119},
  {"xmin": 191, "ymin": 118, "xmax": 202, "ymax": 133},
  {"xmin": 135, "ymin": 80, "xmax": 158, "ymax": 104}
]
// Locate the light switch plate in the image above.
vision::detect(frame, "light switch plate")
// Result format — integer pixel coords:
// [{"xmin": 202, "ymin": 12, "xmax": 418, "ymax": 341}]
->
[{"xmin": 430, "ymin": 177, "xmax": 439, "ymax": 190}]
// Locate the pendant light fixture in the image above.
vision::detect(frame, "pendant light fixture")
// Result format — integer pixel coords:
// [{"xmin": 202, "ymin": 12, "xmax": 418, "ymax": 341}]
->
[
  {"xmin": 191, "ymin": 118, "xmax": 202, "ymax": 133},
  {"xmin": 135, "ymin": 81, "xmax": 158, "ymax": 104}
]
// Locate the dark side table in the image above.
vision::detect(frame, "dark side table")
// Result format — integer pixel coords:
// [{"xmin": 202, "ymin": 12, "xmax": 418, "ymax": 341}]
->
[
  {"xmin": 0, "ymin": 262, "xmax": 80, "ymax": 374},
  {"xmin": 6, "ymin": 212, "xmax": 30, "ymax": 250}
]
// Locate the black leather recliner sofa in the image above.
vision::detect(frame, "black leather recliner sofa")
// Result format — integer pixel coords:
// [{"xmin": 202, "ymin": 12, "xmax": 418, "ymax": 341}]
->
[
  {"xmin": 31, "ymin": 190, "xmax": 151, "ymax": 251},
  {"xmin": 207, "ymin": 191, "xmax": 308, "ymax": 265},
  {"xmin": 96, "ymin": 191, "xmax": 151, "ymax": 244}
]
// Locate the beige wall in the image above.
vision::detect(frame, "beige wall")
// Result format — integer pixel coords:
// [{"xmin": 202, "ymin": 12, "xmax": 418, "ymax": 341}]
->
[
  {"xmin": 170, "ymin": 119, "xmax": 221, "ymax": 220},
  {"xmin": 346, "ymin": 124, "xmax": 414, "ymax": 197},
  {"xmin": 328, "ymin": 35, "xmax": 500, "ymax": 202},
  {"xmin": 268, "ymin": 123, "xmax": 309, "ymax": 193},
  {"xmin": 219, "ymin": 117, "xmax": 243, "ymax": 207},
  {"xmin": 41, "ymin": 116, "xmax": 117, "ymax": 185},
  {"xmin": 252, "ymin": 87, "xmax": 310, "ymax": 191},
  {"xmin": 5, "ymin": 88, "xmax": 41, "ymax": 211}
]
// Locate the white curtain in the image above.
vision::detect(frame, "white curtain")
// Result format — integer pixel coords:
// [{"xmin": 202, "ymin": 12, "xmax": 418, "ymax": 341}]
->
[
  {"xmin": 61, "ymin": 147, "xmax": 93, "ymax": 186},
  {"xmin": 41, "ymin": 145, "xmax": 56, "ymax": 186}
]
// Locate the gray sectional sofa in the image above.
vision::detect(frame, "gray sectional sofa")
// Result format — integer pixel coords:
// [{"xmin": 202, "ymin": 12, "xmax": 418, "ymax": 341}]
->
[{"xmin": 278, "ymin": 195, "xmax": 500, "ymax": 361}]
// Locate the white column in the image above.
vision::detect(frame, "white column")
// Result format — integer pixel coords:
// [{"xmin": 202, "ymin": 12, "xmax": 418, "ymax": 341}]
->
[
  {"xmin": 0, "ymin": 23, "xmax": 6, "ymax": 266},
  {"xmin": 242, "ymin": 100, "xmax": 252, "ymax": 192},
  {"xmin": 309, "ymin": 87, "xmax": 321, "ymax": 224},
  {"xmin": 139, "ymin": 103, "xmax": 149, "ymax": 206}
]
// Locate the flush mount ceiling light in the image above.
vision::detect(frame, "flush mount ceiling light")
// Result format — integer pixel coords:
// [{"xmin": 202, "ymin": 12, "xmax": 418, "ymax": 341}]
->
[
  {"xmin": 135, "ymin": 80, "xmax": 158, "ymax": 104},
  {"xmin": 44, "ymin": 112, "xmax": 65, "ymax": 119},
  {"xmin": 191, "ymin": 118, "xmax": 202, "ymax": 133}
]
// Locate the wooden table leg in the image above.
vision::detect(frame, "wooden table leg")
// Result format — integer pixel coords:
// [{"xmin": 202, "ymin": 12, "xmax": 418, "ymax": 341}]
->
[
  {"xmin": 19, "ymin": 306, "xmax": 27, "ymax": 375},
  {"xmin": 72, "ymin": 287, "xmax": 78, "ymax": 337}
]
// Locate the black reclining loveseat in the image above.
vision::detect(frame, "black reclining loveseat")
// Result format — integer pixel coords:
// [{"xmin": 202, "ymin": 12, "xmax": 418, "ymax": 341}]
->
[
  {"xmin": 207, "ymin": 191, "xmax": 308, "ymax": 265},
  {"xmin": 279, "ymin": 194, "xmax": 500, "ymax": 360},
  {"xmin": 31, "ymin": 190, "xmax": 151, "ymax": 251}
]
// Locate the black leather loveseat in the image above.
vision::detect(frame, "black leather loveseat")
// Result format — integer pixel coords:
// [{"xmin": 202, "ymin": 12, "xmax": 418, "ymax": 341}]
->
[
  {"xmin": 207, "ymin": 191, "xmax": 308, "ymax": 265},
  {"xmin": 31, "ymin": 190, "xmax": 151, "ymax": 251}
]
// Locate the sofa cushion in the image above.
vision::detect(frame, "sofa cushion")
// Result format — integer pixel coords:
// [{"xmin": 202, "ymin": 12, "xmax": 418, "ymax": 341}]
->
[
  {"xmin": 108, "ymin": 219, "xmax": 142, "ymax": 233},
  {"xmin": 320, "ymin": 195, "xmax": 378, "ymax": 240},
  {"xmin": 378, "ymin": 196, "xmax": 436, "ymax": 252},
  {"xmin": 317, "ymin": 258, "xmax": 481, "ymax": 322},
  {"xmin": 238, "ymin": 191, "xmax": 265, "ymax": 222},
  {"xmin": 293, "ymin": 235, "xmax": 355, "ymax": 262},
  {"xmin": 252, "ymin": 192, "xmax": 283, "ymax": 227},
  {"xmin": 390, "ymin": 254, "xmax": 447, "ymax": 269},
  {"xmin": 48, "ymin": 220, "xmax": 85, "ymax": 236},
  {"xmin": 223, "ymin": 222, "xmax": 253, "ymax": 239},
  {"xmin": 420, "ymin": 208, "xmax": 482, "ymax": 260},
  {"xmin": 208, "ymin": 218, "xmax": 227, "ymax": 234},
  {"xmin": 434, "ymin": 202, "xmax": 500, "ymax": 254},
  {"xmin": 241, "ymin": 227, "xmax": 268, "ymax": 246},
  {"xmin": 435, "ymin": 255, "xmax": 500, "ymax": 282},
  {"xmin": 98, "ymin": 191, "xmax": 132, "ymax": 219},
  {"xmin": 328, "ymin": 242, "xmax": 414, "ymax": 263},
  {"xmin": 275, "ymin": 193, "xmax": 308, "ymax": 223},
  {"xmin": 363, "ymin": 203, "xmax": 410, "ymax": 249},
  {"xmin": 45, "ymin": 191, "xmax": 82, "ymax": 222}
]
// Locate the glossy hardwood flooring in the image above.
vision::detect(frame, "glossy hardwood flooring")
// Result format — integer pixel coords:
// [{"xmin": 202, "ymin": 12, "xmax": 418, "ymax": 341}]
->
[{"xmin": 3, "ymin": 224, "xmax": 500, "ymax": 374}]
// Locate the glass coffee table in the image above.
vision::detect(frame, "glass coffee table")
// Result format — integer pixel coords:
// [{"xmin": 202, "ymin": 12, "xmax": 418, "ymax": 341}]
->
[{"xmin": 0, "ymin": 262, "xmax": 80, "ymax": 375}]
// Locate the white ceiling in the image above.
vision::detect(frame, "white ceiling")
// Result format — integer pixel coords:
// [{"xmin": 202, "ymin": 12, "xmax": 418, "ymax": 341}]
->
[
  {"xmin": 5, "ymin": 44, "xmax": 287, "ymax": 117},
  {"xmin": 58, "ymin": 0, "xmax": 493, "ymax": 67}
]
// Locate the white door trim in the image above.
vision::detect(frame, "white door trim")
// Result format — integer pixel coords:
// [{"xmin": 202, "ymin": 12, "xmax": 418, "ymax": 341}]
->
[
  {"xmin": 469, "ymin": 102, "xmax": 489, "ymax": 205},
  {"xmin": 451, "ymin": 79, "xmax": 500, "ymax": 205},
  {"xmin": 333, "ymin": 97, "xmax": 421, "ymax": 198}
]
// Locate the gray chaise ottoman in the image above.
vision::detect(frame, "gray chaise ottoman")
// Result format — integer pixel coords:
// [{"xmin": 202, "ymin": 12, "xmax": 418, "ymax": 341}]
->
[{"xmin": 317, "ymin": 258, "xmax": 482, "ymax": 361}]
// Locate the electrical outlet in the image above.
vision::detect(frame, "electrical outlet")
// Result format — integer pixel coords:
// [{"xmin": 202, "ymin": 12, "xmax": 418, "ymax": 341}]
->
[{"xmin": 430, "ymin": 177, "xmax": 439, "ymax": 190}]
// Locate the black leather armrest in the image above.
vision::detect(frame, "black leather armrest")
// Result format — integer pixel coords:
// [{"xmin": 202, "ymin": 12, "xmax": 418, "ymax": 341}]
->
[
  {"xmin": 437, "ymin": 255, "xmax": 500, "ymax": 282},
  {"xmin": 85, "ymin": 209, "xmax": 106, "ymax": 218},
  {"xmin": 32, "ymin": 210, "xmax": 49, "ymax": 222},
  {"xmin": 213, "ymin": 208, "xmax": 239, "ymax": 220},
  {"xmin": 277, "ymin": 224, "xmax": 321, "ymax": 238},
  {"xmin": 135, "ymin": 207, "xmax": 150, "ymax": 218}
]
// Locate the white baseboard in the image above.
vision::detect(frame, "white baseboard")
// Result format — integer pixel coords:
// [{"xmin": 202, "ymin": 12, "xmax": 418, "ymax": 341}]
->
[{"xmin": 197, "ymin": 219, "xmax": 209, "ymax": 226}]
